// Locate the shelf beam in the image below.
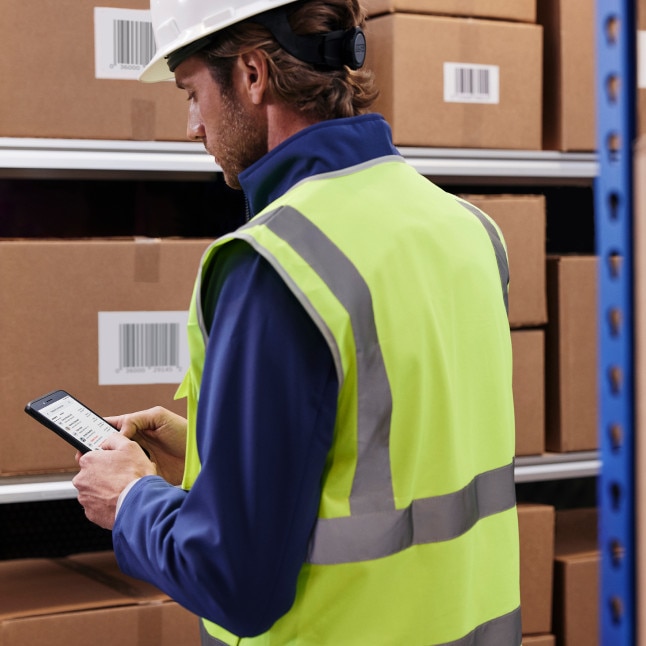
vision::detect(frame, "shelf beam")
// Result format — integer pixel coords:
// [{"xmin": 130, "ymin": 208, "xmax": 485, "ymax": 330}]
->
[
  {"xmin": 0, "ymin": 453, "xmax": 601, "ymax": 504},
  {"xmin": 0, "ymin": 474, "xmax": 77, "ymax": 504},
  {"xmin": 0, "ymin": 138, "xmax": 598, "ymax": 183}
]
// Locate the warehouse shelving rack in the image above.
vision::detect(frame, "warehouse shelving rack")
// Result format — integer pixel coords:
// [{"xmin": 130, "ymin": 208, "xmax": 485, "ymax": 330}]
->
[
  {"xmin": 0, "ymin": 142, "xmax": 601, "ymax": 497},
  {"xmin": 0, "ymin": 137, "xmax": 597, "ymax": 182},
  {"xmin": 595, "ymin": 0, "xmax": 636, "ymax": 644},
  {"xmin": 0, "ymin": 1, "xmax": 636, "ymax": 641}
]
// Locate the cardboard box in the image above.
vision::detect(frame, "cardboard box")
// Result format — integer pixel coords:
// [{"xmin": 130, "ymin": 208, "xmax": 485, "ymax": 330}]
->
[
  {"xmin": 363, "ymin": 0, "xmax": 536, "ymax": 23},
  {"xmin": 0, "ymin": 551, "xmax": 200, "ymax": 646},
  {"xmin": 639, "ymin": 0, "xmax": 646, "ymax": 137},
  {"xmin": 1, "ymin": 1, "xmax": 187, "ymax": 140},
  {"xmin": 461, "ymin": 195, "xmax": 547, "ymax": 328},
  {"xmin": 364, "ymin": 14, "xmax": 542, "ymax": 149},
  {"xmin": 522, "ymin": 636, "xmax": 555, "ymax": 646},
  {"xmin": 0, "ymin": 238, "xmax": 212, "ymax": 475},
  {"xmin": 545, "ymin": 255, "xmax": 598, "ymax": 452},
  {"xmin": 537, "ymin": 0, "xmax": 596, "ymax": 151},
  {"xmin": 512, "ymin": 330, "xmax": 545, "ymax": 456},
  {"xmin": 553, "ymin": 508, "xmax": 600, "ymax": 646},
  {"xmin": 518, "ymin": 504, "xmax": 555, "ymax": 635}
]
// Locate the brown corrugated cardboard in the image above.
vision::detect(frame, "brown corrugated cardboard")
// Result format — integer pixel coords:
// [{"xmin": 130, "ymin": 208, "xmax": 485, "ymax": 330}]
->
[
  {"xmin": 537, "ymin": 0, "xmax": 596, "ymax": 151},
  {"xmin": 364, "ymin": 14, "xmax": 542, "ymax": 149},
  {"xmin": 3, "ymin": 552, "xmax": 166, "ymax": 622},
  {"xmin": 0, "ymin": 551, "xmax": 200, "ymax": 646},
  {"xmin": 0, "ymin": 604, "xmax": 200, "ymax": 646},
  {"xmin": 511, "ymin": 331, "xmax": 545, "ymax": 456},
  {"xmin": 518, "ymin": 504, "xmax": 555, "ymax": 635},
  {"xmin": 1, "ymin": 1, "xmax": 187, "ymax": 140},
  {"xmin": 0, "ymin": 238, "xmax": 212, "ymax": 475},
  {"xmin": 545, "ymin": 255, "xmax": 598, "ymax": 452},
  {"xmin": 461, "ymin": 195, "xmax": 547, "ymax": 328},
  {"xmin": 553, "ymin": 508, "xmax": 599, "ymax": 646},
  {"xmin": 363, "ymin": 0, "xmax": 536, "ymax": 22},
  {"xmin": 522, "ymin": 636, "xmax": 555, "ymax": 646}
]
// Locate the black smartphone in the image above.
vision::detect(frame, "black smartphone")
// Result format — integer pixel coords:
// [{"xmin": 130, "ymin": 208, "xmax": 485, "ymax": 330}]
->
[{"xmin": 25, "ymin": 389, "xmax": 119, "ymax": 454}]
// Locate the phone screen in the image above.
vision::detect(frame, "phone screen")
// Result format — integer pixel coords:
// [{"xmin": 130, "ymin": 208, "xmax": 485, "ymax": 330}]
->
[{"xmin": 34, "ymin": 392, "xmax": 117, "ymax": 451}]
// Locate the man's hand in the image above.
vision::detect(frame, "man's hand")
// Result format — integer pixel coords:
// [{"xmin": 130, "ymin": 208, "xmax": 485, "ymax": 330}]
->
[
  {"xmin": 106, "ymin": 407, "xmax": 188, "ymax": 486},
  {"xmin": 73, "ymin": 432, "xmax": 157, "ymax": 530}
]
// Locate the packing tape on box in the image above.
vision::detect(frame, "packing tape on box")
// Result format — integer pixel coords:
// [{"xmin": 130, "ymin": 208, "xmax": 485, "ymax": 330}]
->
[
  {"xmin": 52, "ymin": 558, "xmax": 152, "ymax": 599},
  {"xmin": 131, "ymin": 99, "xmax": 157, "ymax": 141},
  {"xmin": 134, "ymin": 237, "xmax": 162, "ymax": 283}
]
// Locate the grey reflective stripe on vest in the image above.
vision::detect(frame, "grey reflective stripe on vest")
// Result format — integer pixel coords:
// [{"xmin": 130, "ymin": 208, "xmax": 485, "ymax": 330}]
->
[
  {"xmin": 242, "ymin": 205, "xmax": 395, "ymax": 514},
  {"xmin": 236, "ymin": 204, "xmax": 516, "ymax": 556},
  {"xmin": 306, "ymin": 461, "xmax": 515, "ymax": 564},
  {"xmin": 456, "ymin": 198, "xmax": 510, "ymax": 314},
  {"xmin": 200, "ymin": 621, "xmax": 233, "ymax": 646},
  {"xmin": 437, "ymin": 606, "xmax": 522, "ymax": 646},
  {"xmin": 198, "ymin": 603, "xmax": 522, "ymax": 646}
]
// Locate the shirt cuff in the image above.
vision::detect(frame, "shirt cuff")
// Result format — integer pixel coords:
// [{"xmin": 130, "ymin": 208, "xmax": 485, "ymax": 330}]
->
[{"xmin": 115, "ymin": 478, "xmax": 141, "ymax": 517}]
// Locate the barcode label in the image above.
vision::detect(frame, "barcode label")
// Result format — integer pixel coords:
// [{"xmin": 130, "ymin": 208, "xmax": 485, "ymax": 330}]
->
[
  {"xmin": 94, "ymin": 8, "xmax": 156, "ymax": 80},
  {"xmin": 119, "ymin": 322, "xmax": 180, "ymax": 370},
  {"xmin": 443, "ymin": 63, "xmax": 500, "ymax": 104},
  {"xmin": 98, "ymin": 311, "xmax": 189, "ymax": 385},
  {"xmin": 112, "ymin": 19, "xmax": 156, "ymax": 67}
]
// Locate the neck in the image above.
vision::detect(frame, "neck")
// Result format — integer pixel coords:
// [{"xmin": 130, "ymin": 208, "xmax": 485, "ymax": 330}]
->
[{"xmin": 266, "ymin": 103, "xmax": 320, "ymax": 152}]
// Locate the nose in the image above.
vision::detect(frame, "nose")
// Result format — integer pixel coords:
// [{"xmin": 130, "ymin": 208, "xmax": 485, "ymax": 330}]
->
[{"xmin": 186, "ymin": 101, "xmax": 205, "ymax": 142}]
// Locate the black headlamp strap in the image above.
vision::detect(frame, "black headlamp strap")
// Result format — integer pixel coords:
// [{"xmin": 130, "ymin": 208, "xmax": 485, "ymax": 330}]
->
[
  {"xmin": 165, "ymin": 3, "xmax": 367, "ymax": 73},
  {"xmin": 251, "ymin": 5, "xmax": 366, "ymax": 70}
]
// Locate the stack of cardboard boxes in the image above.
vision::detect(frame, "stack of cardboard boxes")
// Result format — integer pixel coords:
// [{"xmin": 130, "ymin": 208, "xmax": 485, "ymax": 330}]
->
[
  {"xmin": 0, "ymin": 0, "xmax": 596, "ymax": 152},
  {"xmin": 363, "ymin": 0, "xmax": 596, "ymax": 152},
  {"xmin": 0, "ymin": 551, "xmax": 201, "ymax": 645},
  {"xmin": 0, "ymin": 238, "xmax": 211, "ymax": 476},
  {"xmin": 518, "ymin": 504, "xmax": 600, "ymax": 646},
  {"xmin": 363, "ymin": 0, "xmax": 543, "ymax": 149},
  {"xmin": 1, "ymin": 1, "xmax": 186, "ymax": 141},
  {"xmin": 462, "ymin": 194, "xmax": 599, "ymax": 640},
  {"xmin": 462, "ymin": 194, "xmax": 547, "ymax": 457}
]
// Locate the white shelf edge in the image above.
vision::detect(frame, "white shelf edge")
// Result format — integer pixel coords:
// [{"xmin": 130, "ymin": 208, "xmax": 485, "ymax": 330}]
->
[
  {"xmin": 0, "ymin": 452, "xmax": 600, "ymax": 503},
  {"xmin": 0, "ymin": 474, "xmax": 77, "ymax": 504},
  {"xmin": 514, "ymin": 451, "xmax": 601, "ymax": 483},
  {"xmin": 0, "ymin": 138, "xmax": 598, "ymax": 180}
]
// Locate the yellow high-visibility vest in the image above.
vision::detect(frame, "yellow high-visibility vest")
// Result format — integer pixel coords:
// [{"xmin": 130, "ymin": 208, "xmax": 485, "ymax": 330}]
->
[{"xmin": 176, "ymin": 157, "xmax": 521, "ymax": 645}]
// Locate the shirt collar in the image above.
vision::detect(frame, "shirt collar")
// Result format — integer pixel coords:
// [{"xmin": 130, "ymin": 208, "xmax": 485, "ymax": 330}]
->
[{"xmin": 238, "ymin": 113, "xmax": 400, "ymax": 218}]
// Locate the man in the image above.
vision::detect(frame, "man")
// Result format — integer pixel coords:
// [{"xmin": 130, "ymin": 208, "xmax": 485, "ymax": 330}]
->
[{"xmin": 73, "ymin": 0, "xmax": 521, "ymax": 643}]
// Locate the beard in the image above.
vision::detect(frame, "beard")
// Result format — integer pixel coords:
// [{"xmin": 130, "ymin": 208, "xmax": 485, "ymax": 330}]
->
[{"xmin": 212, "ymin": 85, "xmax": 268, "ymax": 190}]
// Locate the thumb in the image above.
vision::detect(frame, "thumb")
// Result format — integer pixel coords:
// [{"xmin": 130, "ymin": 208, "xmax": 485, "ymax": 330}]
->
[{"xmin": 100, "ymin": 431, "xmax": 130, "ymax": 451}]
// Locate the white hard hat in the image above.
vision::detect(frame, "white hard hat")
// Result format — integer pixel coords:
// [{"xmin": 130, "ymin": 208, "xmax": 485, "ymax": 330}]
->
[{"xmin": 140, "ymin": 0, "xmax": 297, "ymax": 83}]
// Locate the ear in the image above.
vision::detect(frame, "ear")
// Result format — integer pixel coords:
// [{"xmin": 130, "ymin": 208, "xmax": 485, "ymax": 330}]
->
[{"xmin": 238, "ymin": 49, "xmax": 269, "ymax": 105}]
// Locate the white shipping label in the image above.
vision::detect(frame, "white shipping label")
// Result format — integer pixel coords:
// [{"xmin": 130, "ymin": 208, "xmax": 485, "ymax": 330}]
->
[
  {"xmin": 98, "ymin": 311, "xmax": 189, "ymax": 385},
  {"xmin": 444, "ymin": 62, "xmax": 500, "ymax": 104},
  {"xmin": 639, "ymin": 31, "xmax": 646, "ymax": 89},
  {"xmin": 94, "ymin": 7, "xmax": 156, "ymax": 80}
]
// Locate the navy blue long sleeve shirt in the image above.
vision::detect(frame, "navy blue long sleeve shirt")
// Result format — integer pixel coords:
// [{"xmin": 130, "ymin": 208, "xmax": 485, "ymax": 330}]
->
[{"xmin": 112, "ymin": 114, "xmax": 401, "ymax": 636}]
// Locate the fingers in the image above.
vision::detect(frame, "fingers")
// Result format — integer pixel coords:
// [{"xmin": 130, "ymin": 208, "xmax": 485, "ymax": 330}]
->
[
  {"xmin": 105, "ymin": 407, "xmax": 182, "ymax": 440},
  {"xmin": 100, "ymin": 431, "xmax": 131, "ymax": 451}
]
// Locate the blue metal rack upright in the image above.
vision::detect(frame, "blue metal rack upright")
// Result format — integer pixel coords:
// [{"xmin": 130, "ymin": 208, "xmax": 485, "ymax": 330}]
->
[{"xmin": 595, "ymin": 0, "xmax": 636, "ymax": 643}]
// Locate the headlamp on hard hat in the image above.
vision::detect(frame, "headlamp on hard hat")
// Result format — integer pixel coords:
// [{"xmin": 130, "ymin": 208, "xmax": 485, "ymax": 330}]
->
[{"xmin": 250, "ymin": 5, "xmax": 366, "ymax": 70}]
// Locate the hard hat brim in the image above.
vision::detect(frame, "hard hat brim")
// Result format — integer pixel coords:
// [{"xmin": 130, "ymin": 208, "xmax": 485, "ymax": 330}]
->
[{"xmin": 139, "ymin": 0, "xmax": 298, "ymax": 83}]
